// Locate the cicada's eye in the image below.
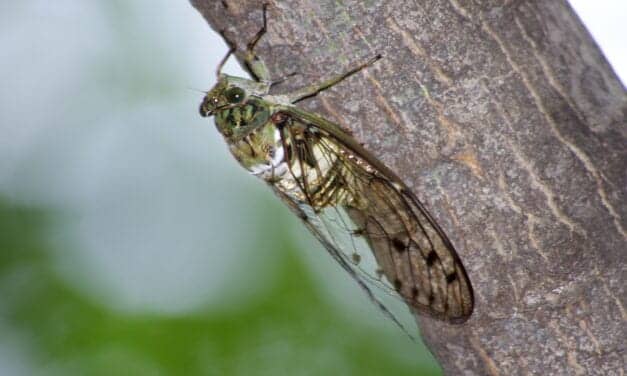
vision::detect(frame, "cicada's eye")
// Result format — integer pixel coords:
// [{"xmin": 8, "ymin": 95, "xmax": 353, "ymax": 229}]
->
[{"xmin": 225, "ymin": 87, "xmax": 245, "ymax": 104}]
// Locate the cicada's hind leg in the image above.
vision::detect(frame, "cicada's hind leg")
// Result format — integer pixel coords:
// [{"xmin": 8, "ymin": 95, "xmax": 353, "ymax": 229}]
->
[{"xmin": 286, "ymin": 54, "xmax": 382, "ymax": 104}]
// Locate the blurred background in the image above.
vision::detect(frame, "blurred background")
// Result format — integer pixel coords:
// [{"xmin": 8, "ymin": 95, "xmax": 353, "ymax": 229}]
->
[{"xmin": 0, "ymin": 1, "xmax": 624, "ymax": 375}]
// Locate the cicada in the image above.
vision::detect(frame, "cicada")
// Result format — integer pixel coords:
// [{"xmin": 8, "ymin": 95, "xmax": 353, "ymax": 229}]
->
[{"xmin": 199, "ymin": 5, "xmax": 473, "ymax": 324}]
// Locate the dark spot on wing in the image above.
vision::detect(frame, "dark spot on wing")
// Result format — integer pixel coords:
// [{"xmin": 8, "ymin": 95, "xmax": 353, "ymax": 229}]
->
[
  {"xmin": 411, "ymin": 287, "xmax": 419, "ymax": 299},
  {"xmin": 446, "ymin": 273, "xmax": 457, "ymax": 283},
  {"xmin": 393, "ymin": 278, "xmax": 402, "ymax": 291},
  {"xmin": 426, "ymin": 251, "xmax": 438, "ymax": 266},
  {"xmin": 392, "ymin": 238, "xmax": 406, "ymax": 253}
]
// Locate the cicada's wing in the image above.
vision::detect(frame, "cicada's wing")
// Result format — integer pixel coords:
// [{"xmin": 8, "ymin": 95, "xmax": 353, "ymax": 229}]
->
[
  {"xmin": 270, "ymin": 107, "xmax": 473, "ymax": 322},
  {"xmin": 270, "ymin": 187, "xmax": 415, "ymax": 333}
]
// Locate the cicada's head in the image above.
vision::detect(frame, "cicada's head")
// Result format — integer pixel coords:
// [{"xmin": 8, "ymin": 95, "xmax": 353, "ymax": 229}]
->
[{"xmin": 199, "ymin": 74, "xmax": 271, "ymax": 140}]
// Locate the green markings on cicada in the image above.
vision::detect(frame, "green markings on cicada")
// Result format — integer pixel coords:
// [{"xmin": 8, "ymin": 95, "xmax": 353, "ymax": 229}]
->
[
  {"xmin": 214, "ymin": 99, "xmax": 270, "ymax": 139},
  {"xmin": 199, "ymin": 3, "xmax": 474, "ymax": 327}
]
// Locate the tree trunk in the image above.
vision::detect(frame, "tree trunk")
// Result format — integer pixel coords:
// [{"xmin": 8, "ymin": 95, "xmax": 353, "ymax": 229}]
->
[{"xmin": 190, "ymin": 0, "xmax": 626, "ymax": 374}]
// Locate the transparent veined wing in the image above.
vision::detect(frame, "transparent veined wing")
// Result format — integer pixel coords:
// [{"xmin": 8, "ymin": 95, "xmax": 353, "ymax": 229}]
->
[{"xmin": 269, "ymin": 107, "xmax": 474, "ymax": 323}]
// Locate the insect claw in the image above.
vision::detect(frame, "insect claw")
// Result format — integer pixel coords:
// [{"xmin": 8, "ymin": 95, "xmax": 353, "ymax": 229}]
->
[{"xmin": 270, "ymin": 71, "xmax": 300, "ymax": 89}]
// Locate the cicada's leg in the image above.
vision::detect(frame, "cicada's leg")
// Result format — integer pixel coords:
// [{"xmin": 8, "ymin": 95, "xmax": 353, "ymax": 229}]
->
[
  {"xmin": 242, "ymin": 3, "xmax": 272, "ymax": 82},
  {"xmin": 269, "ymin": 71, "xmax": 299, "ymax": 89},
  {"xmin": 287, "ymin": 54, "xmax": 382, "ymax": 104},
  {"xmin": 215, "ymin": 30, "xmax": 235, "ymax": 77},
  {"xmin": 216, "ymin": 4, "xmax": 272, "ymax": 82}
]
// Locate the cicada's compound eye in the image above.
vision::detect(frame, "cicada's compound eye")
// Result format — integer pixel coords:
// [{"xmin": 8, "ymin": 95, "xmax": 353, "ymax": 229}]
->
[{"xmin": 225, "ymin": 87, "xmax": 245, "ymax": 104}]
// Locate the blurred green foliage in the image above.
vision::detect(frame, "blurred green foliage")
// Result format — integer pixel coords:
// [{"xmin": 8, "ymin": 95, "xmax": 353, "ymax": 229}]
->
[
  {"xmin": 0, "ymin": 2, "xmax": 442, "ymax": 374},
  {"xmin": 0, "ymin": 199, "xmax": 441, "ymax": 375}
]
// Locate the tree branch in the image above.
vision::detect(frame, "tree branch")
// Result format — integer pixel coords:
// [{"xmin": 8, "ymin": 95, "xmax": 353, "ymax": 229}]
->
[{"xmin": 190, "ymin": 0, "xmax": 626, "ymax": 374}]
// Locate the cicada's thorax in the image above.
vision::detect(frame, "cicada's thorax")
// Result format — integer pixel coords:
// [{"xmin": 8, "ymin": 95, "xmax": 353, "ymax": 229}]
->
[
  {"xmin": 214, "ymin": 99, "xmax": 283, "ymax": 177},
  {"xmin": 217, "ymin": 103, "xmax": 344, "ymax": 207}
]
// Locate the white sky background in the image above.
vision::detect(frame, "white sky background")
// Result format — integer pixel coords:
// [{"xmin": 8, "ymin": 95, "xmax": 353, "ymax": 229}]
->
[
  {"xmin": 0, "ymin": 0, "xmax": 623, "ymax": 318},
  {"xmin": 569, "ymin": 0, "xmax": 626, "ymax": 85},
  {"xmin": 0, "ymin": 0, "xmax": 623, "ymax": 316}
]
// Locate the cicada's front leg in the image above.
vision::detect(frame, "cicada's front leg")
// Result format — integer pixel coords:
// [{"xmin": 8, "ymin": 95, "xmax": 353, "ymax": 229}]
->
[
  {"xmin": 285, "ymin": 54, "xmax": 382, "ymax": 104},
  {"xmin": 241, "ymin": 4, "xmax": 272, "ymax": 82},
  {"xmin": 215, "ymin": 3, "xmax": 272, "ymax": 82}
]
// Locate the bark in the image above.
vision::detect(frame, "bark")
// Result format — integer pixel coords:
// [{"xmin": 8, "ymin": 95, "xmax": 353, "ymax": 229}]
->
[{"xmin": 190, "ymin": 0, "xmax": 626, "ymax": 374}]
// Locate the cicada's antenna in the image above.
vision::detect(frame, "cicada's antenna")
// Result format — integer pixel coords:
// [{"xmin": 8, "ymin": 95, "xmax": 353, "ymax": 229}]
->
[{"xmin": 216, "ymin": 31, "xmax": 236, "ymax": 77}]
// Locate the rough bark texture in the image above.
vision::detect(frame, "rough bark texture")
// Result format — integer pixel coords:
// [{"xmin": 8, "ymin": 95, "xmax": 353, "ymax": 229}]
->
[{"xmin": 190, "ymin": 1, "xmax": 626, "ymax": 374}]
